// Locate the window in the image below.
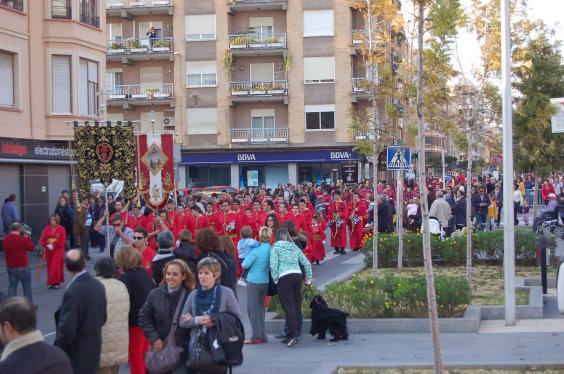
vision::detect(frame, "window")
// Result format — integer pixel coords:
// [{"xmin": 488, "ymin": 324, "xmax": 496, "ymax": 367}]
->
[
  {"xmin": 251, "ymin": 109, "xmax": 275, "ymax": 139},
  {"xmin": 187, "ymin": 108, "xmax": 218, "ymax": 135},
  {"xmin": 79, "ymin": 59, "xmax": 98, "ymax": 116},
  {"xmin": 79, "ymin": 0, "xmax": 99, "ymax": 28},
  {"xmin": 0, "ymin": 51, "xmax": 14, "ymax": 108},
  {"xmin": 305, "ymin": 104, "xmax": 335, "ymax": 131},
  {"xmin": 108, "ymin": 23, "xmax": 123, "ymax": 41},
  {"xmin": 186, "ymin": 15, "xmax": 216, "ymax": 41},
  {"xmin": 1, "ymin": 0, "xmax": 23, "ymax": 11},
  {"xmin": 250, "ymin": 63, "xmax": 273, "ymax": 82},
  {"xmin": 186, "ymin": 61, "xmax": 217, "ymax": 87},
  {"xmin": 249, "ymin": 17, "xmax": 273, "ymax": 35},
  {"xmin": 52, "ymin": 55, "xmax": 71, "ymax": 114},
  {"xmin": 304, "ymin": 57, "xmax": 335, "ymax": 83},
  {"xmin": 303, "ymin": 10, "xmax": 334, "ymax": 37},
  {"xmin": 52, "ymin": 0, "xmax": 71, "ymax": 19},
  {"xmin": 106, "ymin": 70, "xmax": 123, "ymax": 96}
]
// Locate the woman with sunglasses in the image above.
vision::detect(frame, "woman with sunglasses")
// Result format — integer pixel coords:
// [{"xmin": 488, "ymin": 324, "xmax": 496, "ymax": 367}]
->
[
  {"xmin": 180, "ymin": 257, "xmax": 243, "ymax": 373},
  {"xmin": 39, "ymin": 214, "xmax": 66, "ymax": 289},
  {"xmin": 139, "ymin": 259, "xmax": 195, "ymax": 374}
]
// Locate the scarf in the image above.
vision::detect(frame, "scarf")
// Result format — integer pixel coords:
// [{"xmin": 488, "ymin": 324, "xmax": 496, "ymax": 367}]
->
[
  {"xmin": 1, "ymin": 330, "xmax": 44, "ymax": 361},
  {"xmin": 195, "ymin": 283, "xmax": 221, "ymax": 317}
]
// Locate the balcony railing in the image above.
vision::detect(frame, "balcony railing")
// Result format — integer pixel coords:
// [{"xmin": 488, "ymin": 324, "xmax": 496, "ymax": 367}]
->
[
  {"xmin": 106, "ymin": 84, "xmax": 174, "ymax": 101},
  {"xmin": 80, "ymin": 13, "xmax": 100, "ymax": 28},
  {"xmin": 352, "ymin": 78, "xmax": 370, "ymax": 93},
  {"xmin": 0, "ymin": 0, "xmax": 23, "ymax": 11},
  {"xmin": 229, "ymin": 80, "xmax": 288, "ymax": 96},
  {"xmin": 107, "ymin": 0, "xmax": 172, "ymax": 8},
  {"xmin": 51, "ymin": 5, "xmax": 71, "ymax": 18},
  {"xmin": 351, "ymin": 29, "xmax": 366, "ymax": 45},
  {"xmin": 228, "ymin": 0, "xmax": 285, "ymax": 3},
  {"xmin": 228, "ymin": 33, "xmax": 286, "ymax": 50},
  {"xmin": 107, "ymin": 38, "xmax": 173, "ymax": 54},
  {"xmin": 230, "ymin": 128, "xmax": 289, "ymax": 144}
]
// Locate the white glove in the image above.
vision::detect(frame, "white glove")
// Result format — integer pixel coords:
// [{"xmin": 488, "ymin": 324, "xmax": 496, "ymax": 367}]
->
[
  {"xmin": 322, "ymin": 240, "xmax": 326, "ymax": 245},
  {"xmin": 175, "ymin": 240, "xmax": 180, "ymax": 247},
  {"xmin": 46, "ymin": 244, "xmax": 54, "ymax": 250}
]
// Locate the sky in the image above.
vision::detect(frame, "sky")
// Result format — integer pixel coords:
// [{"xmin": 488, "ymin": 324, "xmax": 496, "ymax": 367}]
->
[{"xmin": 455, "ymin": 0, "xmax": 564, "ymax": 76}]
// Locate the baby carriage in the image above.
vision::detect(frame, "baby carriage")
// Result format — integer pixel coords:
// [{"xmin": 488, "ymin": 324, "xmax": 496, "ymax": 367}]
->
[
  {"xmin": 534, "ymin": 212, "xmax": 563, "ymax": 239},
  {"xmin": 428, "ymin": 216, "xmax": 446, "ymax": 239}
]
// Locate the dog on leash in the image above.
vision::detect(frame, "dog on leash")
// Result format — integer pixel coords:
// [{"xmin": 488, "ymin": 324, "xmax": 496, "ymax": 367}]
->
[{"xmin": 309, "ymin": 295, "xmax": 349, "ymax": 342}]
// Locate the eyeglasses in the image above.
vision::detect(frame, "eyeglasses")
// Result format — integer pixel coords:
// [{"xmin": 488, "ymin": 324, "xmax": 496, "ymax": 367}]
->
[
  {"xmin": 113, "ymin": 224, "xmax": 121, "ymax": 227},
  {"xmin": 200, "ymin": 257, "xmax": 218, "ymax": 264},
  {"xmin": 133, "ymin": 236, "xmax": 145, "ymax": 240}
]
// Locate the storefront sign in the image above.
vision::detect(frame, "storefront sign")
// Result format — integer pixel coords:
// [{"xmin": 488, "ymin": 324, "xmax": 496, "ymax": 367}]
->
[
  {"xmin": 181, "ymin": 149, "xmax": 358, "ymax": 165},
  {"xmin": 0, "ymin": 137, "xmax": 76, "ymax": 161},
  {"xmin": 341, "ymin": 162, "xmax": 358, "ymax": 186}
]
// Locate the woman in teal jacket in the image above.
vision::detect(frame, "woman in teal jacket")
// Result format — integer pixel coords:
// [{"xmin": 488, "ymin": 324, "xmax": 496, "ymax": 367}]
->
[
  {"xmin": 270, "ymin": 228, "xmax": 313, "ymax": 347},
  {"xmin": 241, "ymin": 226, "xmax": 272, "ymax": 344}
]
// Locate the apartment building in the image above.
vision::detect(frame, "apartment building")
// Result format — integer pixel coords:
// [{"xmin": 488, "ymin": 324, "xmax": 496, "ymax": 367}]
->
[{"xmin": 0, "ymin": 0, "xmax": 106, "ymax": 234}]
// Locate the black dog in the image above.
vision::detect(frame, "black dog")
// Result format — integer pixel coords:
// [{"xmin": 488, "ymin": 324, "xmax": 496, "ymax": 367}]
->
[{"xmin": 309, "ymin": 295, "xmax": 349, "ymax": 342}]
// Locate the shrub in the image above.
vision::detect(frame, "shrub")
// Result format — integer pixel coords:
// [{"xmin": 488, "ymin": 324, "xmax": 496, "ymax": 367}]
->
[{"xmin": 361, "ymin": 229, "xmax": 542, "ymax": 268}]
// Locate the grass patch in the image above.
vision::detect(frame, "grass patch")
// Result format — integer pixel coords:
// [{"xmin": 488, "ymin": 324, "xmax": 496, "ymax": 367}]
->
[{"xmin": 338, "ymin": 369, "xmax": 564, "ymax": 374}]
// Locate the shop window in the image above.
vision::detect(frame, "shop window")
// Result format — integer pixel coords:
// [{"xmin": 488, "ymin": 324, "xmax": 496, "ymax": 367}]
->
[
  {"xmin": 186, "ymin": 15, "xmax": 216, "ymax": 40},
  {"xmin": 303, "ymin": 10, "xmax": 334, "ymax": 37},
  {"xmin": 305, "ymin": 104, "xmax": 335, "ymax": 131},
  {"xmin": 0, "ymin": 51, "xmax": 15, "ymax": 108},
  {"xmin": 51, "ymin": 55, "xmax": 72, "ymax": 114}
]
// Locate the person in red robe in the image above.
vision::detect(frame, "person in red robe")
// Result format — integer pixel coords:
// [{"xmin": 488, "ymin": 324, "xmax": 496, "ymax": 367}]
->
[
  {"xmin": 292, "ymin": 204, "xmax": 308, "ymax": 234},
  {"xmin": 204, "ymin": 203, "xmax": 216, "ymax": 232},
  {"xmin": 215, "ymin": 200, "xmax": 239, "ymax": 244},
  {"xmin": 299, "ymin": 199, "xmax": 313, "ymax": 226},
  {"xmin": 128, "ymin": 205, "xmax": 147, "ymax": 230},
  {"xmin": 348, "ymin": 192, "xmax": 368, "ymax": 251},
  {"xmin": 190, "ymin": 203, "xmax": 209, "ymax": 239},
  {"xmin": 146, "ymin": 210, "xmax": 171, "ymax": 250},
  {"xmin": 309, "ymin": 213, "xmax": 327, "ymax": 264},
  {"xmin": 321, "ymin": 189, "xmax": 332, "ymax": 221},
  {"xmin": 110, "ymin": 200, "xmax": 129, "ymax": 228},
  {"xmin": 241, "ymin": 206, "xmax": 258, "ymax": 239},
  {"xmin": 278, "ymin": 202, "xmax": 297, "ymax": 226},
  {"xmin": 328, "ymin": 190, "xmax": 349, "ymax": 254},
  {"xmin": 40, "ymin": 214, "xmax": 66, "ymax": 288}
]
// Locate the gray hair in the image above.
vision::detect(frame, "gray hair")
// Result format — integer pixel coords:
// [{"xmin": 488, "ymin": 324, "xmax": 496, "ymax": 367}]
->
[
  {"xmin": 436, "ymin": 191, "xmax": 444, "ymax": 198},
  {"xmin": 157, "ymin": 230, "xmax": 175, "ymax": 250},
  {"xmin": 94, "ymin": 256, "xmax": 117, "ymax": 279},
  {"xmin": 379, "ymin": 194, "xmax": 388, "ymax": 202},
  {"xmin": 275, "ymin": 227, "xmax": 293, "ymax": 242}
]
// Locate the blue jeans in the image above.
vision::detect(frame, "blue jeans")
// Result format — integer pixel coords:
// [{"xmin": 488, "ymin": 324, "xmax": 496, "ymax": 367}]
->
[
  {"xmin": 7, "ymin": 267, "xmax": 32, "ymax": 303},
  {"xmin": 476, "ymin": 212, "xmax": 487, "ymax": 231}
]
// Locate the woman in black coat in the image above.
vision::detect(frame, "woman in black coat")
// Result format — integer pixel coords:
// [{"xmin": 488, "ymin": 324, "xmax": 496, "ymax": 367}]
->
[
  {"xmin": 195, "ymin": 228, "xmax": 238, "ymax": 295},
  {"xmin": 54, "ymin": 196, "xmax": 74, "ymax": 248},
  {"xmin": 139, "ymin": 259, "xmax": 195, "ymax": 373}
]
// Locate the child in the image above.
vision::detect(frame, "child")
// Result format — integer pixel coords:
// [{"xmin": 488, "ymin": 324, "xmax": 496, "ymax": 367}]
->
[
  {"xmin": 309, "ymin": 213, "xmax": 327, "ymax": 265},
  {"xmin": 487, "ymin": 193, "xmax": 498, "ymax": 231},
  {"xmin": 406, "ymin": 199, "xmax": 418, "ymax": 226},
  {"xmin": 236, "ymin": 225, "xmax": 260, "ymax": 286},
  {"xmin": 523, "ymin": 199, "xmax": 530, "ymax": 226}
]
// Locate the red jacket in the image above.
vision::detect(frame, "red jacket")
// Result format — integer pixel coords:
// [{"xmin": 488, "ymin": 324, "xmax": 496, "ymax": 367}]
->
[{"xmin": 3, "ymin": 233, "xmax": 34, "ymax": 268}]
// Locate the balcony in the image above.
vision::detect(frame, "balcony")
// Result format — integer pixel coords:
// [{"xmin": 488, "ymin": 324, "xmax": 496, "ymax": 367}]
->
[
  {"xmin": 229, "ymin": 80, "xmax": 288, "ymax": 105},
  {"xmin": 0, "ymin": 0, "xmax": 23, "ymax": 11},
  {"xmin": 230, "ymin": 128, "xmax": 289, "ymax": 144},
  {"xmin": 107, "ymin": 38, "xmax": 174, "ymax": 63},
  {"xmin": 106, "ymin": 84, "xmax": 174, "ymax": 108},
  {"xmin": 79, "ymin": 13, "xmax": 100, "ymax": 28},
  {"xmin": 51, "ymin": 5, "xmax": 71, "ymax": 19},
  {"xmin": 228, "ymin": 33, "xmax": 287, "ymax": 56},
  {"xmin": 227, "ymin": 0, "xmax": 287, "ymax": 13},
  {"xmin": 106, "ymin": 0, "xmax": 173, "ymax": 17}
]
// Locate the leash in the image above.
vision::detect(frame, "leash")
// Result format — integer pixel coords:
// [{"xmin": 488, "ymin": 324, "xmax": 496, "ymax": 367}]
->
[{"xmin": 35, "ymin": 253, "xmax": 46, "ymax": 282}]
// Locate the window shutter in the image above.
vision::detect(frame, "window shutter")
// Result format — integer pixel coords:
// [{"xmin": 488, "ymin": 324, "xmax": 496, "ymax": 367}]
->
[
  {"xmin": 304, "ymin": 57, "xmax": 335, "ymax": 83},
  {"xmin": 52, "ymin": 55, "xmax": 71, "ymax": 114},
  {"xmin": 186, "ymin": 15, "xmax": 216, "ymax": 39},
  {"xmin": 303, "ymin": 10, "xmax": 334, "ymax": 37},
  {"xmin": 0, "ymin": 52, "xmax": 14, "ymax": 107},
  {"xmin": 187, "ymin": 108, "xmax": 218, "ymax": 135},
  {"xmin": 79, "ymin": 59, "xmax": 88, "ymax": 115},
  {"xmin": 87, "ymin": 61, "xmax": 98, "ymax": 83},
  {"xmin": 250, "ymin": 63, "xmax": 273, "ymax": 81}
]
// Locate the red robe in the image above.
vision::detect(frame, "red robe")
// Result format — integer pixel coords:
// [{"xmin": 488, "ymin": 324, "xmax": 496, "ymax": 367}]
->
[
  {"xmin": 240, "ymin": 215, "xmax": 258, "ymax": 239},
  {"xmin": 205, "ymin": 212, "xmax": 217, "ymax": 232},
  {"xmin": 216, "ymin": 211, "xmax": 239, "ymax": 243},
  {"xmin": 279, "ymin": 211, "xmax": 298, "ymax": 226},
  {"xmin": 309, "ymin": 221, "xmax": 327, "ymax": 262},
  {"xmin": 110, "ymin": 212, "xmax": 129, "ymax": 227},
  {"xmin": 128, "ymin": 214, "xmax": 147, "ymax": 230},
  {"xmin": 321, "ymin": 195, "xmax": 332, "ymax": 221},
  {"xmin": 193, "ymin": 215, "xmax": 209, "ymax": 238},
  {"xmin": 294, "ymin": 213, "xmax": 308, "ymax": 234},
  {"xmin": 181, "ymin": 214, "xmax": 196, "ymax": 238},
  {"xmin": 328, "ymin": 201, "xmax": 349, "ymax": 247},
  {"xmin": 348, "ymin": 200, "xmax": 368, "ymax": 250},
  {"xmin": 141, "ymin": 247, "xmax": 157, "ymax": 278},
  {"xmin": 40, "ymin": 225, "xmax": 66, "ymax": 285}
]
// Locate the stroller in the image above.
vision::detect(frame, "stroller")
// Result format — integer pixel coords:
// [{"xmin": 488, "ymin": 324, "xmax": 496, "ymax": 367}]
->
[
  {"xmin": 534, "ymin": 212, "xmax": 563, "ymax": 239},
  {"xmin": 428, "ymin": 216, "xmax": 446, "ymax": 239}
]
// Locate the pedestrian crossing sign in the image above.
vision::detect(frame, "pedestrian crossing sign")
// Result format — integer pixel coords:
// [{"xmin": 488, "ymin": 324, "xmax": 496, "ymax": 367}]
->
[{"xmin": 386, "ymin": 146, "xmax": 411, "ymax": 170}]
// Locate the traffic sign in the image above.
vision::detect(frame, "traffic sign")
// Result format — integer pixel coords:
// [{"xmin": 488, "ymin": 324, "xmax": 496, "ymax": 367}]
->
[{"xmin": 386, "ymin": 146, "xmax": 411, "ymax": 170}]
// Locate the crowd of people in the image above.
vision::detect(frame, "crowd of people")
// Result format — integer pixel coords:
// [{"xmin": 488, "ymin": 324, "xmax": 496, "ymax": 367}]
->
[{"xmin": 0, "ymin": 171, "xmax": 563, "ymax": 373}]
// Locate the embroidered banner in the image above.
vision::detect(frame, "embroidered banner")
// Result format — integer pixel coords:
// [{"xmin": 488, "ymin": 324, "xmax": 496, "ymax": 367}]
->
[
  {"xmin": 137, "ymin": 134, "xmax": 175, "ymax": 209},
  {"xmin": 74, "ymin": 125, "xmax": 136, "ymax": 201}
]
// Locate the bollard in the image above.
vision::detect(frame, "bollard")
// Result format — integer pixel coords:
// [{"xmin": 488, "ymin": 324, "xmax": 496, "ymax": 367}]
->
[{"xmin": 536, "ymin": 236, "xmax": 551, "ymax": 295}]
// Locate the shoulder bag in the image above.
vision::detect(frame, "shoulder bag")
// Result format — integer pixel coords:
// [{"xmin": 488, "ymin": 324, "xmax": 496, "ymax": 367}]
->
[{"xmin": 145, "ymin": 289, "xmax": 186, "ymax": 374}]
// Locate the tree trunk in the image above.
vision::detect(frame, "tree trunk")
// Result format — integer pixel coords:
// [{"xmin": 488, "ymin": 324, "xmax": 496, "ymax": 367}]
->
[
  {"xmin": 397, "ymin": 168, "xmax": 404, "ymax": 269},
  {"xmin": 416, "ymin": 2, "xmax": 443, "ymax": 372},
  {"xmin": 371, "ymin": 93, "xmax": 379, "ymax": 278},
  {"xmin": 466, "ymin": 130, "xmax": 473, "ymax": 288}
]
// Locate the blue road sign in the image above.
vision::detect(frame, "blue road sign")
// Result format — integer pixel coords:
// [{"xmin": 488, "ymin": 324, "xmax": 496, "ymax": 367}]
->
[{"xmin": 386, "ymin": 146, "xmax": 411, "ymax": 170}]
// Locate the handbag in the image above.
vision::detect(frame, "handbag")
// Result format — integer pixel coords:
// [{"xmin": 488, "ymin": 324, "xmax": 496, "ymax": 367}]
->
[
  {"xmin": 145, "ymin": 289, "xmax": 186, "ymax": 374},
  {"xmin": 186, "ymin": 328, "xmax": 221, "ymax": 373},
  {"xmin": 266, "ymin": 271, "xmax": 277, "ymax": 296}
]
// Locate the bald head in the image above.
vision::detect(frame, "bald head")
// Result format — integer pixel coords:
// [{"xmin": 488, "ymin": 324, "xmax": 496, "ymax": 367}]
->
[{"xmin": 65, "ymin": 249, "xmax": 86, "ymax": 273}]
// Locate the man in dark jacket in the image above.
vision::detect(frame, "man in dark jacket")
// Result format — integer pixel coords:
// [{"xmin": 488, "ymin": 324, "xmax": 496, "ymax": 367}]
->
[
  {"xmin": 0, "ymin": 297, "xmax": 72, "ymax": 373},
  {"xmin": 451, "ymin": 189, "xmax": 467, "ymax": 231},
  {"xmin": 55, "ymin": 249, "xmax": 107, "ymax": 374},
  {"xmin": 151, "ymin": 231, "xmax": 178, "ymax": 285},
  {"xmin": 471, "ymin": 185, "xmax": 490, "ymax": 231},
  {"xmin": 377, "ymin": 195, "xmax": 391, "ymax": 233}
]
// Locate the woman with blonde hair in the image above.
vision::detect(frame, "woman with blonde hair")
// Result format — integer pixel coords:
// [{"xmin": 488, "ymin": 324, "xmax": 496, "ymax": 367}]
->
[
  {"xmin": 115, "ymin": 245, "xmax": 154, "ymax": 374},
  {"xmin": 139, "ymin": 259, "xmax": 195, "ymax": 373}
]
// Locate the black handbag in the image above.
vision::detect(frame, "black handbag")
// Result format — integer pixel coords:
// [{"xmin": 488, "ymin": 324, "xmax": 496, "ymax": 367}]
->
[
  {"xmin": 266, "ymin": 272, "xmax": 277, "ymax": 296},
  {"xmin": 145, "ymin": 289, "xmax": 186, "ymax": 374},
  {"xmin": 186, "ymin": 328, "xmax": 226, "ymax": 373}
]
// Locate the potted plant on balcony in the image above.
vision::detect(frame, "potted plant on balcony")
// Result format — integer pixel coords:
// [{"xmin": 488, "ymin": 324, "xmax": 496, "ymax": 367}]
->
[
  {"xmin": 248, "ymin": 35, "xmax": 266, "ymax": 49},
  {"xmin": 229, "ymin": 36, "xmax": 248, "ymax": 49},
  {"xmin": 230, "ymin": 83, "xmax": 248, "ymax": 96},
  {"xmin": 266, "ymin": 35, "xmax": 283, "ymax": 48},
  {"xmin": 129, "ymin": 39, "xmax": 147, "ymax": 53},
  {"xmin": 250, "ymin": 82, "xmax": 268, "ymax": 95},
  {"xmin": 352, "ymin": 30, "xmax": 365, "ymax": 45},
  {"xmin": 352, "ymin": 78, "xmax": 368, "ymax": 93},
  {"xmin": 152, "ymin": 39, "xmax": 171, "ymax": 52},
  {"xmin": 269, "ymin": 81, "xmax": 286, "ymax": 95},
  {"xmin": 109, "ymin": 41, "xmax": 126, "ymax": 54}
]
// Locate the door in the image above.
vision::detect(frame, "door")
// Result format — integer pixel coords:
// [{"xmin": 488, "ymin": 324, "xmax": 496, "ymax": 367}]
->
[
  {"xmin": 250, "ymin": 63, "xmax": 273, "ymax": 82},
  {"xmin": 251, "ymin": 109, "xmax": 275, "ymax": 142}
]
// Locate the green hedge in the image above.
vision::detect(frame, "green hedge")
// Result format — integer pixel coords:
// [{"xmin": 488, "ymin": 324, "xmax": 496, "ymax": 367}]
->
[
  {"xmin": 322, "ymin": 274, "xmax": 469, "ymax": 318},
  {"xmin": 361, "ymin": 229, "xmax": 547, "ymax": 268}
]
